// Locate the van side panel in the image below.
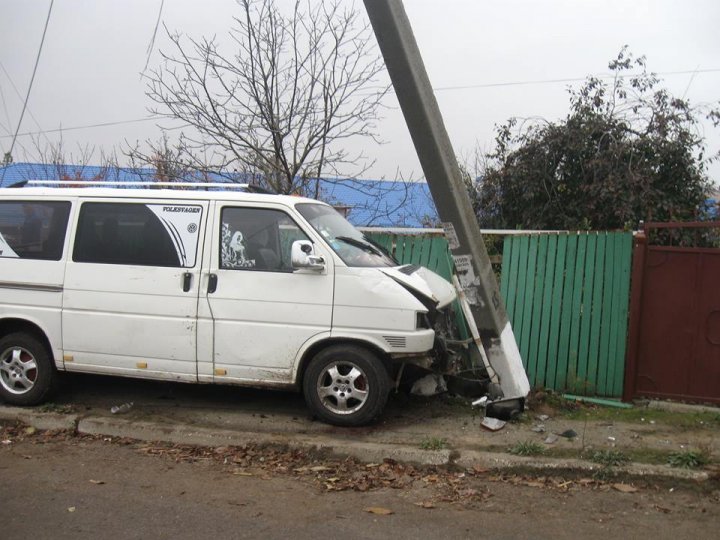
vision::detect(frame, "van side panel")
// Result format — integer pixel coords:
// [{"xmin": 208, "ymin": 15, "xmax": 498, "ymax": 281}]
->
[
  {"xmin": 0, "ymin": 264, "xmax": 65, "ymax": 366},
  {"xmin": 62, "ymin": 264, "xmax": 199, "ymax": 376},
  {"xmin": 0, "ymin": 198, "xmax": 74, "ymax": 366},
  {"xmin": 61, "ymin": 199, "xmax": 208, "ymax": 381}
]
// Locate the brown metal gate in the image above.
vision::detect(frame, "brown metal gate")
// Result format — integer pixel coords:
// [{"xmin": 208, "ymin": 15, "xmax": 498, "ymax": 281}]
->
[{"xmin": 624, "ymin": 221, "xmax": 720, "ymax": 404}]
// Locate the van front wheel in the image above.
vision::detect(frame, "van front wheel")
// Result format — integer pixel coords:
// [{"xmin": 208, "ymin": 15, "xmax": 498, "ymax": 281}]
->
[
  {"xmin": 0, "ymin": 333, "xmax": 55, "ymax": 406},
  {"xmin": 303, "ymin": 345, "xmax": 390, "ymax": 427}
]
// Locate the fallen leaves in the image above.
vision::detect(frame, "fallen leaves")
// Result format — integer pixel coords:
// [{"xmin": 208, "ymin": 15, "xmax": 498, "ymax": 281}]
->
[
  {"xmin": 121, "ymin": 441, "xmax": 499, "ymax": 506},
  {"xmin": 0, "ymin": 422, "xmax": 75, "ymax": 445},
  {"xmin": 364, "ymin": 507, "xmax": 394, "ymax": 515},
  {"xmin": 116, "ymin": 438, "xmax": 644, "ymax": 508},
  {"xmin": 0, "ymin": 420, "xmax": 652, "ymax": 510},
  {"xmin": 484, "ymin": 473, "xmax": 622, "ymax": 493}
]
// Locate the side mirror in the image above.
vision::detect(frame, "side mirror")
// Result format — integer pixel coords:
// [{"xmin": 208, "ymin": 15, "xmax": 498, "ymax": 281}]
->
[{"xmin": 291, "ymin": 240, "xmax": 325, "ymax": 271}]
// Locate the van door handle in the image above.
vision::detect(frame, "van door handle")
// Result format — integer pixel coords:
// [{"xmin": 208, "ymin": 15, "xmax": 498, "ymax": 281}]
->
[
  {"xmin": 207, "ymin": 273, "xmax": 218, "ymax": 294},
  {"xmin": 182, "ymin": 272, "xmax": 192, "ymax": 292}
]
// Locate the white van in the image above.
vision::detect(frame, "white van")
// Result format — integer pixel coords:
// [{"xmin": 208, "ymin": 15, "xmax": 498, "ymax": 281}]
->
[{"xmin": 0, "ymin": 185, "xmax": 458, "ymax": 425}]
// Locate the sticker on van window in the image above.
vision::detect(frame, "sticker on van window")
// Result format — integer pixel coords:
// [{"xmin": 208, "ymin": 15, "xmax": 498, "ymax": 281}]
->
[
  {"xmin": 0, "ymin": 232, "xmax": 19, "ymax": 258},
  {"xmin": 221, "ymin": 222, "xmax": 255, "ymax": 268},
  {"xmin": 146, "ymin": 205, "xmax": 202, "ymax": 267}
]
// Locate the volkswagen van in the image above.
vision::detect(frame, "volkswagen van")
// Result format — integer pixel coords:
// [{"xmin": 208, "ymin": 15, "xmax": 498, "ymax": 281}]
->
[{"xmin": 0, "ymin": 184, "xmax": 458, "ymax": 425}]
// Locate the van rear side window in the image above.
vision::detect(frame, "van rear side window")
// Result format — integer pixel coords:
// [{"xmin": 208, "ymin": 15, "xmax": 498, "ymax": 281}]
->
[
  {"xmin": 73, "ymin": 202, "xmax": 202, "ymax": 267},
  {"xmin": 0, "ymin": 201, "xmax": 71, "ymax": 260}
]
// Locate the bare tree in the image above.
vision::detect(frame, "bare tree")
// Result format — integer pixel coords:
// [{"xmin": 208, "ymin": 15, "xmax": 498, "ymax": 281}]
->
[
  {"xmin": 144, "ymin": 0, "xmax": 389, "ymax": 194},
  {"xmin": 125, "ymin": 134, "xmax": 218, "ymax": 184},
  {"xmin": 15, "ymin": 137, "xmax": 121, "ymax": 186}
]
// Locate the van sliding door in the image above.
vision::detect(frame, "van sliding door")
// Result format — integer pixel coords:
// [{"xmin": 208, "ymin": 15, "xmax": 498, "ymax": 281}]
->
[{"xmin": 62, "ymin": 200, "xmax": 207, "ymax": 380}]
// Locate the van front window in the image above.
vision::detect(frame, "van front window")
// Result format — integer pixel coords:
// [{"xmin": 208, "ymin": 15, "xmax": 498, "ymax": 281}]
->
[{"xmin": 296, "ymin": 203, "xmax": 397, "ymax": 268}]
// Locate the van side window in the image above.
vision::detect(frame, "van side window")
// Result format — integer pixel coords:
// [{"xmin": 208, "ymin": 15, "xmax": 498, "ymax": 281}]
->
[
  {"xmin": 73, "ymin": 203, "xmax": 202, "ymax": 267},
  {"xmin": 0, "ymin": 201, "xmax": 71, "ymax": 260},
  {"xmin": 220, "ymin": 207, "xmax": 309, "ymax": 272}
]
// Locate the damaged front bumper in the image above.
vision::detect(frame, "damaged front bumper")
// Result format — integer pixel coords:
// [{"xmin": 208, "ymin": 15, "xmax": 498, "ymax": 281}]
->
[
  {"xmin": 385, "ymin": 263, "xmax": 529, "ymax": 421},
  {"xmin": 390, "ymin": 307, "xmax": 526, "ymax": 421}
]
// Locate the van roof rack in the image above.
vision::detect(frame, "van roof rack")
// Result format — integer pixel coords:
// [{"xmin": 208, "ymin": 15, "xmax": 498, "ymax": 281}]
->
[{"xmin": 22, "ymin": 180, "xmax": 275, "ymax": 194}]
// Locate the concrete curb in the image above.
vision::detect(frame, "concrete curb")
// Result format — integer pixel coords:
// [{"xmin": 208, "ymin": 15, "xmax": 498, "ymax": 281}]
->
[
  {"xmin": 645, "ymin": 400, "xmax": 720, "ymax": 415},
  {"xmin": 76, "ymin": 416, "xmax": 452, "ymax": 466},
  {"xmin": 454, "ymin": 450, "xmax": 710, "ymax": 481},
  {"xmin": 0, "ymin": 406, "xmax": 712, "ymax": 481},
  {"xmin": 0, "ymin": 406, "xmax": 79, "ymax": 431}
]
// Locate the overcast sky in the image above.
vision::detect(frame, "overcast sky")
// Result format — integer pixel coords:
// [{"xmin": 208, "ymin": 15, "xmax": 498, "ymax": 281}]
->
[{"xmin": 1, "ymin": 0, "xmax": 719, "ymax": 183}]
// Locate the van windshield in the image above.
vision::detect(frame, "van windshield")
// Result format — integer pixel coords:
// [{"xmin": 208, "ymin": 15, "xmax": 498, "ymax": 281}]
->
[{"xmin": 295, "ymin": 203, "xmax": 397, "ymax": 268}]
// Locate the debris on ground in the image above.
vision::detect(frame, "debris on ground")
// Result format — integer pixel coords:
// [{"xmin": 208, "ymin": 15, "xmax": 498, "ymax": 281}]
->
[
  {"xmin": 110, "ymin": 402, "xmax": 134, "ymax": 414},
  {"xmin": 558, "ymin": 429, "xmax": 578, "ymax": 439},
  {"xmin": 481, "ymin": 417, "xmax": 507, "ymax": 432},
  {"xmin": 364, "ymin": 507, "xmax": 394, "ymax": 515},
  {"xmin": 471, "ymin": 396, "xmax": 488, "ymax": 408},
  {"xmin": 612, "ymin": 483, "xmax": 639, "ymax": 493},
  {"xmin": 410, "ymin": 374, "xmax": 447, "ymax": 397},
  {"xmin": 544, "ymin": 434, "xmax": 559, "ymax": 445}
]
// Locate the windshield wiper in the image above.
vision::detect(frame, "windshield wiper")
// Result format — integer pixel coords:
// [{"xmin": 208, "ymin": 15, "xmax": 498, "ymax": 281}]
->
[
  {"xmin": 335, "ymin": 236, "xmax": 384, "ymax": 257},
  {"xmin": 361, "ymin": 234, "xmax": 397, "ymax": 262}
]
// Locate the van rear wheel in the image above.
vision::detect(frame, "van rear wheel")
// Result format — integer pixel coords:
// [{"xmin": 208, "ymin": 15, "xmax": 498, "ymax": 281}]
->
[
  {"xmin": 303, "ymin": 345, "xmax": 390, "ymax": 427},
  {"xmin": 0, "ymin": 333, "xmax": 55, "ymax": 406}
]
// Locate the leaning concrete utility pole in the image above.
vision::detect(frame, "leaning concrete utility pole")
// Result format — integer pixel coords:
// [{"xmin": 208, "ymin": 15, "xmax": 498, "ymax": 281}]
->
[{"xmin": 363, "ymin": 0, "xmax": 529, "ymax": 413}]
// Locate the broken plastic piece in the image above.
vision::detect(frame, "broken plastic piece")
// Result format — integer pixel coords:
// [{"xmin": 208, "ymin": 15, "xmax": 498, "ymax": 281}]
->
[
  {"xmin": 485, "ymin": 397, "xmax": 524, "ymax": 421},
  {"xmin": 561, "ymin": 394, "xmax": 633, "ymax": 409},
  {"xmin": 110, "ymin": 402, "xmax": 134, "ymax": 414},
  {"xmin": 544, "ymin": 434, "xmax": 559, "ymax": 444},
  {"xmin": 480, "ymin": 417, "xmax": 506, "ymax": 431},
  {"xmin": 471, "ymin": 396, "xmax": 488, "ymax": 408},
  {"xmin": 410, "ymin": 374, "xmax": 447, "ymax": 396}
]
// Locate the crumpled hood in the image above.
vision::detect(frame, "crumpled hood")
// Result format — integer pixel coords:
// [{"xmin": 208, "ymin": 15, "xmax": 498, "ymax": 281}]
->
[{"xmin": 379, "ymin": 265, "xmax": 457, "ymax": 309}]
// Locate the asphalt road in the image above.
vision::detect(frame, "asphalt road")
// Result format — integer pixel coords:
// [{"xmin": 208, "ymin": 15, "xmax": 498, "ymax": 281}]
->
[{"xmin": 1, "ymin": 430, "xmax": 718, "ymax": 540}]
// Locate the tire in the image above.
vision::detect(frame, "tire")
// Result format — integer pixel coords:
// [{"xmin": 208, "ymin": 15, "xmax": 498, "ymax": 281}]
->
[
  {"xmin": 0, "ymin": 332, "xmax": 55, "ymax": 406},
  {"xmin": 303, "ymin": 345, "xmax": 391, "ymax": 427}
]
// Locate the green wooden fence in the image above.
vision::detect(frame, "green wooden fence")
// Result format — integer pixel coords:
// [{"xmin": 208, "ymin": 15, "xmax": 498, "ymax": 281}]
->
[
  {"xmin": 366, "ymin": 232, "xmax": 455, "ymax": 281},
  {"xmin": 500, "ymin": 232, "xmax": 633, "ymax": 397},
  {"xmin": 365, "ymin": 230, "xmax": 633, "ymax": 398}
]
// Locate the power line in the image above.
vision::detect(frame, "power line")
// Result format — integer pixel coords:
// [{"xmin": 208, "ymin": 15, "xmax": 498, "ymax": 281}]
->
[
  {"xmin": 0, "ymin": 83, "xmax": 12, "ymax": 135},
  {"xmin": 5, "ymin": 0, "xmax": 54, "ymax": 162},
  {"xmin": 2, "ymin": 67, "xmax": 718, "ymax": 143},
  {"xmin": 431, "ymin": 68, "xmax": 720, "ymax": 92},
  {"xmin": 142, "ymin": 0, "xmax": 165, "ymax": 75},
  {"xmin": 0, "ymin": 116, "xmax": 164, "ymax": 139},
  {"xmin": 0, "ymin": 60, "xmax": 50, "ymax": 145}
]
